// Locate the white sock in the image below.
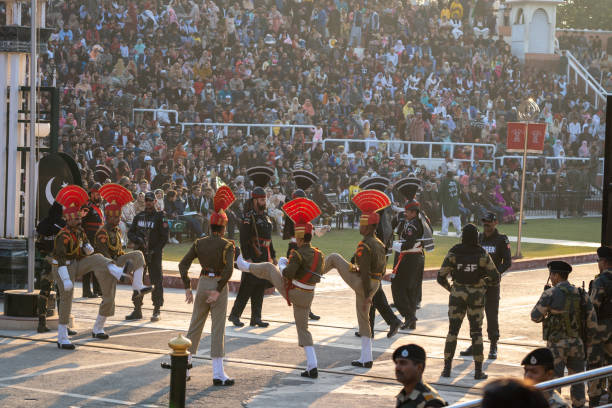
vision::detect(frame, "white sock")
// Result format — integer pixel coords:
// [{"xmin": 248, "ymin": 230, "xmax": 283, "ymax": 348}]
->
[
  {"xmin": 132, "ymin": 267, "xmax": 146, "ymax": 290},
  {"xmin": 57, "ymin": 324, "xmax": 71, "ymax": 345},
  {"xmin": 212, "ymin": 357, "xmax": 229, "ymax": 381},
  {"xmin": 304, "ymin": 346, "xmax": 317, "ymax": 370},
  {"xmin": 360, "ymin": 336, "xmax": 372, "ymax": 363},
  {"xmin": 107, "ymin": 264, "xmax": 124, "ymax": 280},
  {"xmin": 93, "ymin": 315, "xmax": 106, "ymax": 334}
]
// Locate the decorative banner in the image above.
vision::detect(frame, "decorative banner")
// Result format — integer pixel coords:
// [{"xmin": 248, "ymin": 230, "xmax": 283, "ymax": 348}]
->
[{"xmin": 506, "ymin": 122, "xmax": 547, "ymax": 153}]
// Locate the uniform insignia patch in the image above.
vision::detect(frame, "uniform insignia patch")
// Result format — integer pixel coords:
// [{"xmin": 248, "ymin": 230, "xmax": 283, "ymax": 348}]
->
[
  {"xmin": 530, "ymin": 356, "xmax": 537, "ymax": 365},
  {"xmin": 424, "ymin": 394, "xmax": 433, "ymax": 401},
  {"xmin": 99, "ymin": 235, "xmax": 107, "ymax": 243},
  {"xmin": 63, "ymin": 237, "xmax": 69, "ymax": 245},
  {"xmin": 401, "ymin": 349, "xmax": 409, "ymax": 357}
]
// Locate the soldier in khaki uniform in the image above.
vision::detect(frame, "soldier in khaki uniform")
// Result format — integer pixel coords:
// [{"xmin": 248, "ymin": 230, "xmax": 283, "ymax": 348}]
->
[
  {"xmin": 237, "ymin": 197, "xmax": 324, "ymax": 378},
  {"xmin": 179, "ymin": 186, "xmax": 236, "ymax": 386},
  {"xmin": 92, "ymin": 184, "xmax": 152, "ymax": 339},
  {"xmin": 51, "ymin": 185, "xmax": 134, "ymax": 349},
  {"xmin": 522, "ymin": 348, "xmax": 570, "ymax": 408},
  {"xmin": 323, "ymin": 189, "xmax": 390, "ymax": 368},
  {"xmin": 531, "ymin": 261, "xmax": 598, "ymax": 407}
]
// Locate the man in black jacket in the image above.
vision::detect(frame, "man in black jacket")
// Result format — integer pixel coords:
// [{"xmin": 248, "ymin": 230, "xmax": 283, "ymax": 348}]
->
[
  {"xmin": 126, "ymin": 192, "xmax": 169, "ymax": 321},
  {"xmin": 460, "ymin": 213, "xmax": 511, "ymax": 359}
]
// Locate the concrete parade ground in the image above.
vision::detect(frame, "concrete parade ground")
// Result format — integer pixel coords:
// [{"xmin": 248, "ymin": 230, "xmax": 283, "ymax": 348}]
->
[{"xmin": 0, "ymin": 261, "xmax": 602, "ymax": 407}]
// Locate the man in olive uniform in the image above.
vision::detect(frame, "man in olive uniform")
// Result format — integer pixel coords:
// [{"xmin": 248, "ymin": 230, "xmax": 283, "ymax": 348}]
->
[
  {"xmin": 127, "ymin": 191, "xmax": 169, "ymax": 321},
  {"xmin": 461, "ymin": 212, "xmax": 511, "ymax": 360},
  {"xmin": 522, "ymin": 347, "xmax": 570, "ymax": 408},
  {"xmin": 229, "ymin": 166, "xmax": 276, "ymax": 328},
  {"xmin": 93, "ymin": 184, "xmax": 152, "ymax": 338},
  {"xmin": 35, "ymin": 202, "xmax": 66, "ymax": 333},
  {"xmin": 283, "ymin": 170, "xmax": 321, "ymax": 321},
  {"xmin": 437, "ymin": 223, "xmax": 499, "ymax": 380},
  {"xmin": 81, "ymin": 183, "xmax": 105, "ymax": 297},
  {"xmin": 324, "ymin": 189, "xmax": 390, "ymax": 368},
  {"xmin": 439, "ymin": 170, "xmax": 461, "ymax": 236},
  {"xmin": 587, "ymin": 246, "xmax": 612, "ymax": 406},
  {"xmin": 357, "ymin": 177, "xmax": 402, "ymax": 339},
  {"xmin": 51, "ymin": 185, "xmax": 134, "ymax": 349},
  {"xmin": 237, "ymin": 197, "xmax": 324, "ymax": 378},
  {"xmin": 393, "ymin": 344, "xmax": 447, "ymax": 407},
  {"xmin": 179, "ymin": 186, "xmax": 236, "ymax": 386},
  {"xmin": 531, "ymin": 260, "xmax": 598, "ymax": 407}
]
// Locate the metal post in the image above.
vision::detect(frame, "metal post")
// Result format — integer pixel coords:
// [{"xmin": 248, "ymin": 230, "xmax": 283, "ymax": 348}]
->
[
  {"xmin": 166, "ymin": 334, "xmax": 191, "ymax": 408},
  {"xmin": 515, "ymin": 121, "xmax": 528, "ymax": 258},
  {"xmin": 27, "ymin": 0, "xmax": 38, "ymax": 292},
  {"xmin": 602, "ymin": 94, "xmax": 612, "ymax": 246}
]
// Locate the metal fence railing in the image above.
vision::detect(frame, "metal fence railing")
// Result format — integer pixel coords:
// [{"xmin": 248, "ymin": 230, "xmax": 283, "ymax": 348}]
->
[
  {"xmin": 449, "ymin": 364, "xmax": 612, "ymax": 407},
  {"xmin": 524, "ymin": 190, "xmax": 602, "ymax": 218}
]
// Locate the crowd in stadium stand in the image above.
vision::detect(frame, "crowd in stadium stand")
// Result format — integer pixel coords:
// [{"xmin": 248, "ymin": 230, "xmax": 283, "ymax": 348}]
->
[
  {"xmin": 557, "ymin": 31, "xmax": 612, "ymax": 92},
  {"xmin": 37, "ymin": 0, "xmax": 607, "ymax": 239}
]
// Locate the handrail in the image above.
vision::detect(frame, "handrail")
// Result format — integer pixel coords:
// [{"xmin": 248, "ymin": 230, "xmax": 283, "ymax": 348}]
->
[
  {"xmin": 132, "ymin": 108, "xmax": 179, "ymax": 124},
  {"xmin": 448, "ymin": 364, "xmax": 612, "ymax": 407},
  {"xmin": 180, "ymin": 122, "xmax": 316, "ymax": 138},
  {"xmin": 321, "ymin": 138, "xmax": 497, "ymax": 165},
  {"xmin": 564, "ymin": 50, "xmax": 609, "ymax": 108}
]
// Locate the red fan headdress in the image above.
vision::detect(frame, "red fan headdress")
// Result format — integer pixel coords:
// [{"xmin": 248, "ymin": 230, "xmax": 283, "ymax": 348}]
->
[
  {"xmin": 282, "ymin": 198, "xmax": 321, "ymax": 239},
  {"xmin": 352, "ymin": 189, "xmax": 391, "ymax": 226},
  {"xmin": 210, "ymin": 186, "xmax": 236, "ymax": 227},
  {"xmin": 99, "ymin": 184, "xmax": 133, "ymax": 217},
  {"xmin": 55, "ymin": 185, "xmax": 89, "ymax": 220}
]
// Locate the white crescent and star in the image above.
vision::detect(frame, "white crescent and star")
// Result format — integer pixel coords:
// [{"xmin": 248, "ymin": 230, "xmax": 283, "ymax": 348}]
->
[{"xmin": 44, "ymin": 177, "xmax": 69, "ymax": 204}]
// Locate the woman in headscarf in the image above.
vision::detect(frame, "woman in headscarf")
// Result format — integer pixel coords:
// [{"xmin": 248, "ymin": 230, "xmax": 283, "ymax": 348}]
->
[{"xmin": 578, "ymin": 140, "xmax": 589, "ymax": 158}]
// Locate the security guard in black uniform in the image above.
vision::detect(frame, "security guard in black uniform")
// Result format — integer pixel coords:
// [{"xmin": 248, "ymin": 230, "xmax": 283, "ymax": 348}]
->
[
  {"xmin": 283, "ymin": 169, "xmax": 321, "ymax": 321},
  {"xmin": 35, "ymin": 202, "xmax": 66, "ymax": 333},
  {"xmin": 391, "ymin": 177, "xmax": 435, "ymax": 331},
  {"xmin": 461, "ymin": 212, "xmax": 511, "ymax": 359},
  {"xmin": 355, "ymin": 177, "xmax": 403, "ymax": 339},
  {"xmin": 229, "ymin": 166, "xmax": 277, "ymax": 328},
  {"xmin": 126, "ymin": 191, "xmax": 169, "ymax": 321},
  {"xmin": 81, "ymin": 183, "xmax": 105, "ymax": 297}
]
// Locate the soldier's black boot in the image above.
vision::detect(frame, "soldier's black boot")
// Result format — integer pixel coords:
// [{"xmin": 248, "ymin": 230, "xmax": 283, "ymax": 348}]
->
[
  {"xmin": 474, "ymin": 362, "xmax": 488, "ymax": 380},
  {"xmin": 37, "ymin": 316, "xmax": 50, "ymax": 333},
  {"xmin": 125, "ymin": 307, "xmax": 143, "ymax": 320},
  {"xmin": 488, "ymin": 341, "xmax": 497, "ymax": 360},
  {"xmin": 228, "ymin": 315, "xmax": 244, "ymax": 327},
  {"xmin": 387, "ymin": 318, "xmax": 402, "ymax": 338},
  {"xmin": 151, "ymin": 306, "xmax": 161, "ymax": 322},
  {"xmin": 441, "ymin": 359, "xmax": 452, "ymax": 377},
  {"xmin": 459, "ymin": 345, "xmax": 473, "ymax": 356},
  {"xmin": 309, "ymin": 311, "xmax": 320, "ymax": 321}
]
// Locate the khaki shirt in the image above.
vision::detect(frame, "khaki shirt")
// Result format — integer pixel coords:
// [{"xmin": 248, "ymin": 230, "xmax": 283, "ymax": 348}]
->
[
  {"xmin": 283, "ymin": 243, "xmax": 324, "ymax": 285},
  {"xmin": 178, "ymin": 234, "xmax": 235, "ymax": 292},
  {"xmin": 52, "ymin": 227, "xmax": 89, "ymax": 267},
  {"xmin": 94, "ymin": 225, "xmax": 125, "ymax": 260}
]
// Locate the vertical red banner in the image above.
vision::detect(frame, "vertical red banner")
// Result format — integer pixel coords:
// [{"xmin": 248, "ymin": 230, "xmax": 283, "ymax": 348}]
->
[
  {"xmin": 506, "ymin": 122, "xmax": 526, "ymax": 152},
  {"xmin": 527, "ymin": 123, "xmax": 546, "ymax": 153}
]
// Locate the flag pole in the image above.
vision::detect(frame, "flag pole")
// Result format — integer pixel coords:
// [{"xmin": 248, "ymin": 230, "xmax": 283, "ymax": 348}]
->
[
  {"xmin": 27, "ymin": 0, "xmax": 38, "ymax": 292},
  {"xmin": 514, "ymin": 98, "xmax": 540, "ymax": 259}
]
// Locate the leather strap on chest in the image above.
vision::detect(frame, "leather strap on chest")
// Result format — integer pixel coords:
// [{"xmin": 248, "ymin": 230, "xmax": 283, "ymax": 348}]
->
[{"xmin": 284, "ymin": 249, "xmax": 320, "ymax": 306}]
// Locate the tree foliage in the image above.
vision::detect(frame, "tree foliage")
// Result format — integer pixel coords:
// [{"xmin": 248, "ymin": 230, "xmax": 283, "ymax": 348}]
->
[{"xmin": 557, "ymin": 0, "xmax": 611, "ymax": 31}]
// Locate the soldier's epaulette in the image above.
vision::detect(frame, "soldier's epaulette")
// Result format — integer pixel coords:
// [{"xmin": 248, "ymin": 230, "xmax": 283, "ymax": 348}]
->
[
  {"xmin": 289, "ymin": 248, "xmax": 303, "ymax": 262},
  {"xmin": 222, "ymin": 240, "xmax": 235, "ymax": 265}
]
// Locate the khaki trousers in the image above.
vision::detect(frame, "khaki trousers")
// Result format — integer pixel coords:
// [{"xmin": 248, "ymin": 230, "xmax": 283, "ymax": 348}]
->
[
  {"xmin": 51, "ymin": 254, "xmax": 113, "ymax": 325},
  {"xmin": 97, "ymin": 251, "xmax": 146, "ymax": 317},
  {"xmin": 186, "ymin": 276, "xmax": 229, "ymax": 358},
  {"xmin": 324, "ymin": 253, "xmax": 381, "ymax": 338},
  {"xmin": 249, "ymin": 263, "xmax": 315, "ymax": 346}
]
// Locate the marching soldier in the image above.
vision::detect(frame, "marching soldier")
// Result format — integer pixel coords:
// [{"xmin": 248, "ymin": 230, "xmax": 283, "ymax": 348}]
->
[
  {"xmin": 522, "ymin": 348, "xmax": 570, "ymax": 408},
  {"xmin": 324, "ymin": 189, "xmax": 390, "ymax": 368},
  {"xmin": 51, "ymin": 185, "xmax": 134, "ymax": 349},
  {"xmin": 461, "ymin": 212, "xmax": 511, "ymax": 360},
  {"xmin": 284, "ymin": 170, "xmax": 321, "ymax": 321},
  {"xmin": 81, "ymin": 183, "xmax": 105, "ymax": 297},
  {"xmin": 179, "ymin": 186, "xmax": 236, "ymax": 386},
  {"xmin": 126, "ymin": 191, "xmax": 169, "ymax": 321},
  {"xmin": 35, "ymin": 202, "xmax": 66, "ymax": 333},
  {"xmin": 393, "ymin": 344, "xmax": 447, "ymax": 407},
  {"xmin": 531, "ymin": 261, "xmax": 598, "ymax": 407},
  {"xmin": 237, "ymin": 197, "xmax": 325, "ymax": 378},
  {"xmin": 229, "ymin": 166, "xmax": 276, "ymax": 328},
  {"xmin": 357, "ymin": 177, "xmax": 402, "ymax": 339},
  {"xmin": 93, "ymin": 184, "xmax": 152, "ymax": 338},
  {"xmin": 587, "ymin": 246, "xmax": 612, "ymax": 407},
  {"xmin": 391, "ymin": 176, "xmax": 434, "ymax": 331},
  {"xmin": 437, "ymin": 223, "xmax": 499, "ymax": 380}
]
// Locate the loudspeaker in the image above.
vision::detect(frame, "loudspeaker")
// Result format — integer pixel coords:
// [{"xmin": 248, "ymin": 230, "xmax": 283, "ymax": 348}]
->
[{"xmin": 603, "ymin": 94, "xmax": 612, "ymax": 246}]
